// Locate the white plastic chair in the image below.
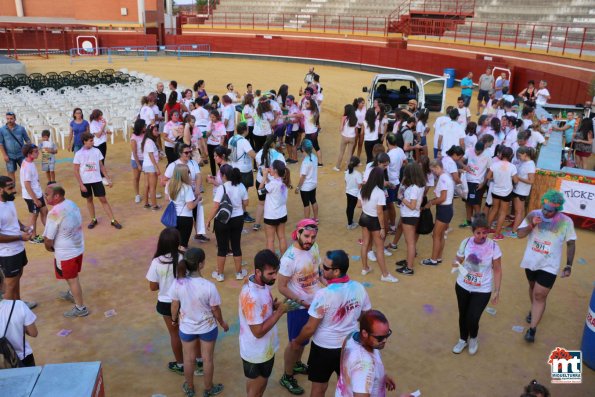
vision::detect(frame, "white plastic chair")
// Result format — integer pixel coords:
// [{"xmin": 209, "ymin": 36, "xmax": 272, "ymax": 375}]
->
[{"xmin": 108, "ymin": 116, "xmax": 128, "ymax": 143}]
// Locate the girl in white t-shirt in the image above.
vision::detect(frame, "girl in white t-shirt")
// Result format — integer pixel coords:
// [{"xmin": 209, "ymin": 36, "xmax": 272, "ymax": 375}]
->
[
  {"xmin": 353, "ymin": 97, "xmax": 366, "ymax": 159},
  {"xmin": 89, "ymin": 109, "xmax": 111, "ymax": 164},
  {"xmin": 182, "ymin": 115, "xmax": 207, "ymax": 166},
  {"xmin": 334, "ymin": 104, "xmax": 358, "ymax": 171},
  {"xmin": 451, "ymin": 213, "xmax": 502, "ymax": 355},
  {"xmin": 511, "ymin": 147, "xmax": 536, "ymax": 236},
  {"xmin": 142, "ymin": 124, "xmax": 162, "ymax": 210},
  {"xmin": 130, "ymin": 119, "xmax": 145, "ymax": 203},
  {"xmin": 145, "ymin": 227, "xmax": 187, "ymax": 374},
  {"xmin": 205, "ymin": 110, "xmax": 227, "ymax": 177},
  {"xmin": 363, "ymin": 108, "xmax": 380, "ymax": 164},
  {"xmin": 464, "ymin": 122, "xmax": 478, "ymax": 152},
  {"xmin": 296, "ymin": 139, "xmax": 319, "ymax": 221},
  {"xmin": 461, "ymin": 141, "xmax": 491, "ymax": 227},
  {"xmin": 252, "ymin": 100, "xmax": 275, "ymax": 153},
  {"xmin": 162, "ymin": 111, "xmax": 183, "ymax": 165},
  {"xmin": 358, "ymin": 167, "xmax": 398, "ymax": 283},
  {"xmin": 168, "ymin": 163, "xmax": 200, "ymax": 249},
  {"xmin": 259, "ymin": 160, "xmax": 290, "ymax": 254},
  {"xmin": 168, "ymin": 247, "xmax": 228, "ymax": 397},
  {"xmin": 302, "ymin": 98, "xmax": 323, "ymax": 166},
  {"xmin": 422, "ymin": 158, "xmax": 455, "ymax": 266},
  {"xmin": 344, "ymin": 156, "xmax": 362, "ymax": 229},
  {"xmin": 486, "ymin": 146, "xmax": 518, "ymax": 241},
  {"xmin": 396, "ymin": 163, "xmax": 427, "ymax": 276},
  {"xmin": 139, "ymin": 96, "xmax": 156, "ymax": 127}
]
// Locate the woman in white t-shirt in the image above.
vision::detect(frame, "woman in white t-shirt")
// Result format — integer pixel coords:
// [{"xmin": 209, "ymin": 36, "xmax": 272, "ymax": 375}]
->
[
  {"xmin": 396, "ymin": 163, "xmax": 426, "ymax": 276},
  {"xmin": 168, "ymin": 247, "xmax": 228, "ymax": 397},
  {"xmin": 363, "ymin": 108, "xmax": 380, "ymax": 164},
  {"xmin": 416, "ymin": 110, "xmax": 430, "ymax": 158},
  {"xmin": 89, "ymin": 109, "xmax": 111, "ymax": 165},
  {"xmin": 205, "ymin": 110, "xmax": 227, "ymax": 177},
  {"xmin": 421, "ymin": 159, "xmax": 455, "ymax": 266},
  {"xmin": 486, "ymin": 146, "xmax": 518, "ymax": 241},
  {"xmin": 146, "ymin": 227, "xmax": 186, "ymax": 374},
  {"xmin": 0, "ymin": 271, "xmax": 38, "ymax": 367},
  {"xmin": 207, "ymin": 165, "xmax": 249, "ymax": 282},
  {"xmin": 296, "ymin": 139, "xmax": 319, "ymax": 221},
  {"xmin": 182, "ymin": 89, "xmax": 194, "ymax": 118},
  {"xmin": 334, "ymin": 104, "xmax": 358, "ymax": 171},
  {"xmin": 451, "ymin": 213, "xmax": 502, "ymax": 355},
  {"xmin": 358, "ymin": 167, "xmax": 398, "ymax": 283},
  {"xmin": 511, "ymin": 147, "xmax": 536, "ymax": 236},
  {"xmin": 302, "ymin": 98, "xmax": 323, "ymax": 166},
  {"xmin": 345, "ymin": 156, "xmax": 362, "ymax": 229},
  {"xmin": 130, "ymin": 119, "xmax": 146, "ymax": 204},
  {"xmin": 182, "ymin": 115, "xmax": 207, "ymax": 166},
  {"xmin": 162, "ymin": 111, "xmax": 183, "ymax": 165},
  {"xmin": 461, "ymin": 141, "xmax": 491, "ymax": 228},
  {"xmin": 464, "ymin": 122, "xmax": 478, "ymax": 153},
  {"xmin": 142, "ymin": 124, "xmax": 162, "ymax": 210},
  {"xmin": 168, "ymin": 163, "xmax": 200, "ymax": 249},
  {"xmin": 353, "ymin": 97, "xmax": 366, "ymax": 158},
  {"xmin": 252, "ymin": 100, "xmax": 275, "ymax": 153},
  {"xmin": 253, "ymin": 136, "xmax": 286, "ymax": 232},
  {"xmin": 526, "ymin": 124, "xmax": 546, "ymax": 148},
  {"xmin": 139, "ymin": 96, "xmax": 156, "ymax": 127},
  {"xmin": 259, "ymin": 160, "xmax": 290, "ymax": 255}
]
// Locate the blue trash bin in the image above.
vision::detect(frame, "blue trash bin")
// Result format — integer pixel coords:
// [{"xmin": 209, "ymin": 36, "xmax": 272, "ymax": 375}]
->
[
  {"xmin": 443, "ymin": 68, "xmax": 456, "ymax": 89},
  {"xmin": 581, "ymin": 286, "xmax": 595, "ymax": 369}
]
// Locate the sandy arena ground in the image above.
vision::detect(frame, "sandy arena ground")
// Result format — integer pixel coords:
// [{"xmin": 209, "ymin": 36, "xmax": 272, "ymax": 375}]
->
[{"xmin": 3, "ymin": 55, "xmax": 593, "ymax": 396}]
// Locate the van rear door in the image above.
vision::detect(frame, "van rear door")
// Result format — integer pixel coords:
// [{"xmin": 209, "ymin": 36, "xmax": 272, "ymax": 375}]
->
[{"xmin": 421, "ymin": 78, "xmax": 447, "ymax": 112}]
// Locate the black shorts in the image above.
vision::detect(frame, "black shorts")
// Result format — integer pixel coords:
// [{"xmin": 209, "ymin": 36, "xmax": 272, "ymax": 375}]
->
[
  {"xmin": 156, "ymin": 301, "xmax": 172, "ymax": 317},
  {"xmin": 242, "ymin": 356, "xmax": 275, "ymax": 379},
  {"xmin": 264, "ymin": 215, "xmax": 287, "ymax": 226},
  {"xmin": 305, "ymin": 133, "xmax": 320, "ymax": 152},
  {"xmin": 285, "ymin": 129, "xmax": 298, "ymax": 146},
  {"xmin": 513, "ymin": 192, "xmax": 528, "ymax": 201},
  {"xmin": 492, "ymin": 192, "xmax": 512, "ymax": 202},
  {"xmin": 24, "ymin": 196, "xmax": 46, "ymax": 214},
  {"xmin": 257, "ymin": 187, "xmax": 267, "ymax": 202},
  {"xmin": 300, "ymin": 189, "xmax": 317, "ymax": 207},
  {"xmin": 0, "ymin": 250, "xmax": 27, "ymax": 277},
  {"xmin": 466, "ymin": 182, "xmax": 484, "ymax": 206},
  {"xmin": 80, "ymin": 181, "xmax": 106, "ymax": 198},
  {"xmin": 436, "ymin": 204, "xmax": 454, "ymax": 224},
  {"xmin": 241, "ymin": 171, "xmax": 254, "ymax": 190},
  {"xmin": 525, "ymin": 269, "xmax": 557, "ymax": 289},
  {"xmin": 359, "ymin": 213, "xmax": 381, "ymax": 232},
  {"xmin": 478, "ymin": 89, "xmax": 490, "ymax": 103},
  {"xmin": 401, "ymin": 216, "xmax": 419, "ymax": 226},
  {"xmin": 307, "ymin": 342, "xmax": 341, "ymax": 383}
]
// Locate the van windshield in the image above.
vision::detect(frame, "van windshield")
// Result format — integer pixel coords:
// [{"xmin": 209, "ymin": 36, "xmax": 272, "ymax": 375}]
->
[{"xmin": 372, "ymin": 79, "xmax": 418, "ymax": 112}]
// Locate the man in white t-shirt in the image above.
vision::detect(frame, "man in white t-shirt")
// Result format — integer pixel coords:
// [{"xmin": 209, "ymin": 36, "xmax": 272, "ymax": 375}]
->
[
  {"xmin": 278, "ymin": 219, "xmax": 323, "ymax": 395},
  {"xmin": 229, "ymin": 123, "xmax": 257, "ymax": 223},
  {"xmin": 432, "ymin": 106, "xmax": 453, "ymax": 159},
  {"xmin": 226, "ymin": 83, "xmax": 239, "ymax": 104},
  {"xmin": 437, "ymin": 109, "xmax": 465, "ymax": 156},
  {"xmin": 456, "ymin": 97, "xmax": 471, "ymax": 129},
  {"xmin": 43, "ymin": 184, "xmax": 89, "ymax": 318},
  {"xmin": 290, "ymin": 250, "xmax": 371, "ymax": 397},
  {"xmin": 517, "ymin": 190, "xmax": 576, "ymax": 343},
  {"xmin": 239, "ymin": 249, "xmax": 288, "ymax": 397},
  {"xmin": 0, "ymin": 176, "xmax": 35, "ymax": 306},
  {"xmin": 222, "ymin": 95, "xmax": 236, "ymax": 144},
  {"xmin": 535, "ymin": 80, "xmax": 550, "ymax": 107},
  {"xmin": 19, "ymin": 144, "xmax": 47, "ymax": 244},
  {"xmin": 335, "ymin": 310, "xmax": 396, "ymax": 397}
]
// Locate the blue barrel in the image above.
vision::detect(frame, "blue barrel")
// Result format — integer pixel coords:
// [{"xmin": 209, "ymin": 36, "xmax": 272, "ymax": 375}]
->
[
  {"xmin": 443, "ymin": 68, "xmax": 456, "ymax": 88},
  {"xmin": 581, "ymin": 287, "xmax": 595, "ymax": 369}
]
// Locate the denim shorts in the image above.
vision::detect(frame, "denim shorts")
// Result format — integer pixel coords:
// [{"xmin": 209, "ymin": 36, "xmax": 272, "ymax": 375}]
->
[
  {"xmin": 6, "ymin": 157, "xmax": 24, "ymax": 173},
  {"xmin": 131, "ymin": 159, "xmax": 143, "ymax": 169},
  {"xmin": 179, "ymin": 326, "xmax": 218, "ymax": 342}
]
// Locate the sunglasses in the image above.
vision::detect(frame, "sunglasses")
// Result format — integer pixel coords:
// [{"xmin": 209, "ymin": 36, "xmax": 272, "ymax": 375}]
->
[
  {"xmin": 183, "ymin": 151, "xmax": 192, "ymax": 155},
  {"xmin": 322, "ymin": 264, "xmax": 338, "ymax": 271},
  {"xmin": 369, "ymin": 329, "xmax": 392, "ymax": 342},
  {"xmin": 6, "ymin": 112, "xmax": 15, "ymax": 116}
]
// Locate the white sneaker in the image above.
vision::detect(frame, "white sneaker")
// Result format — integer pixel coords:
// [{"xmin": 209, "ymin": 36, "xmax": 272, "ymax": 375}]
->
[
  {"xmin": 452, "ymin": 339, "xmax": 467, "ymax": 354},
  {"xmin": 332, "ymin": 166, "xmax": 340, "ymax": 172},
  {"xmin": 380, "ymin": 273, "xmax": 399, "ymax": 283},
  {"xmin": 347, "ymin": 223, "xmax": 359, "ymax": 230},
  {"xmin": 134, "ymin": 194, "xmax": 141, "ymax": 203},
  {"xmin": 383, "ymin": 248, "xmax": 393, "ymax": 257},
  {"xmin": 468, "ymin": 338, "xmax": 478, "ymax": 355},
  {"xmin": 211, "ymin": 271, "xmax": 224, "ymax": 282},
  {"xmin": 156, "ymin": 193, "xmax": 163, "ymax": 199},
  {"xmin": 235, "ymin": 269, "xmax": 247, "ymax": 280},
  {"xmin": 367, "ymin": 250, "xmax": 377, "ymax": 262},
  {"xmin": 361, "ymin": 267, "xmax": 373, "ymax": 276}
]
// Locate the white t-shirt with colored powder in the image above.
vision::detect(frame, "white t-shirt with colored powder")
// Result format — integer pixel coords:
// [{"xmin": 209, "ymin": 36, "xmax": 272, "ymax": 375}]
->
[
  {"xmin": 73, "ymin": 147, "xmax": 104, "ymax": 184},
  {"xmin": 167, "ymin": 276, "xmax": 221, "ymax": 335},
  {"xmin": 43, "ymin": 199, "xmax": 84, "ymax": 262},
  {"xmin": 490, "ymin": 161, "xmax": 517, "ymax": 196},
  {"xmin": 278, "ymin": 243, "xmax": 323, "ymax": 305},
  {"xmin": 456, "ymin": 237, "xmax": 502, "ymax": 293},
  {"xmin": 19, "ymin": 160, "xmax": 42, "ymax": 200},
  {"xmin": 145, "ymin": 253, "xmax": 183, "ymax": 303}
]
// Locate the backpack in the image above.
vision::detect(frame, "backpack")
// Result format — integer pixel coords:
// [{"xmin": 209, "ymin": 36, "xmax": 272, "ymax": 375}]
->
[
  {"xmin": 0, "ymin": 301, "xmax": 24, "ymax": 369},
  {"xmin": 215, "ymin": 185, "xmax": 233, "ymax": 224},
  {"xmin": 229, "ymin": 135, "xmax": 246, "ymax": 163},
  {"xmin": 161, "ymin": 201, "xmax": 178, "ymax": 228}
]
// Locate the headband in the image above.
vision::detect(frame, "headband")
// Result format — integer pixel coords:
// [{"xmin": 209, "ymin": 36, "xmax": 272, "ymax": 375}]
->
[{"xmin": 291, "ymin": 219, "xmax": 318, "ymax": 241}]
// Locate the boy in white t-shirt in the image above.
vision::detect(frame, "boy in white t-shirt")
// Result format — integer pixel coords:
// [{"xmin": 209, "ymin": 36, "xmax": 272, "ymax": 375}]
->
[
  {"xmin": 19, "ymin": 144, "xmax": 47, "ymax": 243},
  {"xmin": 73, "ymin": 132, "xmax": 122, "ymax": 230},
  {"xmin": 40, "ymin": 130, "xmax": 58, "ymax": 184}
]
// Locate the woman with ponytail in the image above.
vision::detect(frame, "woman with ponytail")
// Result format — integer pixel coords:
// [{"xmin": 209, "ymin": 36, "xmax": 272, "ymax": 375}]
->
[
  {"xmin": 344, "ymin": 156, "xmax": 362, "ymax": 229},
  {"xmin": 509, "ymin": 146, "xmax": 536, "ymax": 237},
  {"xmin": 295, "ymin": 139, "xmax": 319, "ymax": 221}
]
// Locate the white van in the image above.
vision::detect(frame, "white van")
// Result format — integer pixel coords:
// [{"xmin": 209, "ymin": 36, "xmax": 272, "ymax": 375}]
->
[{"xmin": 362, "ymin": 73, "xmax": 447, "ymax": 116}]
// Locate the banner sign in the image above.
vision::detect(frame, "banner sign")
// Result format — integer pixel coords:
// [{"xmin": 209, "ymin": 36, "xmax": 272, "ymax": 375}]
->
[{"xmin": 557, "ymin": 178, "xmax": 595, "ymax": 219}]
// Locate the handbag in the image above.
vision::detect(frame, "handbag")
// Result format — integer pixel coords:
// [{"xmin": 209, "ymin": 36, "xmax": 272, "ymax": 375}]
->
[
  {"xmin": 160, "ymin": 201, "xmax": 178, "ymax": 228},
  {"xmin": 416, "ymin": 197, "xmax": 434, "ymax": 235},
  {"xmin": 0, "ymin": 301, "xmax": 24, "ymax": 369}
]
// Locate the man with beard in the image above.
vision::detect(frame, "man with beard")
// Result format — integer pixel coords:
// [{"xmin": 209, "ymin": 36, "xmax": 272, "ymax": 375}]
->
[
  {"xmin": 517, "ymin": 190, "xmax": 576, "ymax": 343},
  {"xmin": 290, "ymin": 250, "xmax": 371, "ymax": 397},
  {"xmin": 0, "ymin": 112, "xmax": 31, "ymax": 183},
  {"xmin": 0, "ymin": 176, "xmax": 34, "ymax": 306},
  {"xmin": 239, "ymin": 249, "xmax": 288, "ymax": 397},
  {"xmin": 335, "ymin": 310, "xmax": 397, "ymax": 397},
  {"xmin": 279, "ymin": 219, "xmax": 323, "ymax": 395}
]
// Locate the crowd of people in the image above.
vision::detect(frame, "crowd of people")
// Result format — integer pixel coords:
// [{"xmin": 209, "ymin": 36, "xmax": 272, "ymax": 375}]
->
[{"xmin": 0, "ymin": 65, "xmax": 590, "ymax": 396}]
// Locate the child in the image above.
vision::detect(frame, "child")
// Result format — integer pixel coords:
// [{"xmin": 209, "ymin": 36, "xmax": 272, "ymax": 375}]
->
[{"xmin": 40, "ymin": 130, "xmax": 58, "ymax": 184}]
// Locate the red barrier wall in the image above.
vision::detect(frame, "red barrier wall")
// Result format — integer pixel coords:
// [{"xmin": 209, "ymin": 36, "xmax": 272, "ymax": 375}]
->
[
  {"xmin": 165, "ymin": 34, "xmax": 592, "ymax": 105},
  {"xmin": 0, "ymin": 31, "xmax": 156, "ymax": 51}
]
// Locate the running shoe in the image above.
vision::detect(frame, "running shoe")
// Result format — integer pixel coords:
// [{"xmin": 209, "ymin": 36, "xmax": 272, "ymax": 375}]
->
[
  {"xmin": 211, "ymin": 272, "xmax": 224, "ymax": 282},
  {"xmin": 492, "ymin": 233, "xmax": 504, "ymax": 241},
  {"xmin": 152, "ymin": 205, "xmax": 162, "ymax": 211},
  {"xmin": 182, "ymin": 381, "xmax": 195, "ymax": 397},
  {"xmin": 29, "ymin": 235, "xmax": 44, "ymax": 244},
  {"xmin": 380, "ymin": 274, "xmax": 399, "ymax": 283},
  {"xmin": 279, "ymin": 374, "xmax": 304, "ymax": 395},
  {"xmin": 361, "ymin": 267, "xmax": 373, "ymax": 276},
  {"xmin": 367, "ymin": 250, "xmax": 377, "ymax": 262},
  {"xmin": 194, "ymin": 360, "xmax": 204, "ymax": 376},
  {"xmin": 524, "ymin": 328, "xmax": 536, "ymax": 343},
  {"xmin": 87, "ymin": 218, "xmax": 98, "ymax": 229},
  {"xmin": 383, "ymin": 248, "xmax": 393, "ymax": 257},
  {"xmin": 421, "ymin": 258, "xmax": 439, "ymax": 266},
  {"xmin": 388, "ymin": 243, "xmax": 398, "ymax": 250},
  {"xmin": 168, "ymin": 361, "xmax": 184, "ymax": 375},
  {"xmin": 156, "ymin": 193, "xmax": 163, "ymax": 199},
  {"xmin": 293, "ymin": 361, "xmax": 309, "ymax": 375},
  {"xmin": 244, "ymin": 213, "xmax": 256, "ymax": 223},
  {"xmin": 111, "ymin": 220, "xmax": 123, "ymax": 229},
  {"xmin": 458, "ymin": 220, "xmax": 471, "ymax": 228},
  {"xmin": 134, "ymin": 194, "xmax": 142, "ymax": 203},
  {"xmin": 396, "ymin": 266, "xmax": 414, "ymax": 276},
  {"xmin": 452, "ymin": 339, "xmax": 467, "ymax": 354},
  {"xmin": 332, "ymin": 167, "xmax": 340, "ymax": 172},
  {"xmin": 144, "ymin": 204, "xmax": 151, "ymax": 209},
  {"xmin": 347, "ymin": 223, "xmax": 358, "ymax": 230},
  {"xmin": 236, "ymin": 269, "xmax": 248, "ymax": 280},
  {"xmin": 395, "ymin": 259, "xmax": 407, "ymax": 267},
  {"xmin": 58, "ymin": 290, "xmax": 75, "ymax": 304},
  {"xmin": 253, "ymin": 223, "xmax": 261, "ymax": 231},
  {"xmin": 203, "ymin": 384, "xmax": 224, "ymax": 397},
  {"xmin": 194, "ymin": 234, "xmax": 210, "ymax": 242},
  {"xmin": 64, "ymin": 305, "xmax": 89, "ymax": 318},
  {"xmin": 468, "ymin": 338, "xmax": 478, "ymax": 355}
]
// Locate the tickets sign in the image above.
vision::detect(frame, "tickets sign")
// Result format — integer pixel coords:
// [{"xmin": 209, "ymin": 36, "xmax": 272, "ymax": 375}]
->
[{"xmin": 557, "ymin": 178, "xmax": 595, "ymax": 219}]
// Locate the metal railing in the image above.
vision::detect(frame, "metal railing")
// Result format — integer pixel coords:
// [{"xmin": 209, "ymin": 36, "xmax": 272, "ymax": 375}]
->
[
  {"xmin": 408, "ymin": 18, "xmax": 595, "ymax": 58},
  {"xmin": 68, "ymin": 44, "xmax": 211, "ymax": 64},
  {"xmin": 389, "ymin": 0, "xmax": 475, "ymax": 20}
]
